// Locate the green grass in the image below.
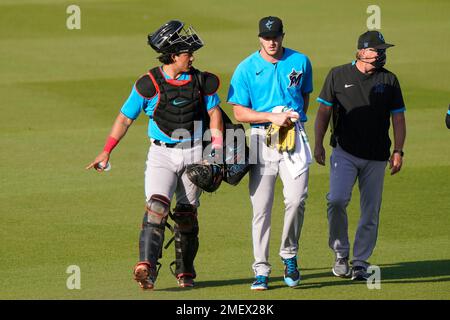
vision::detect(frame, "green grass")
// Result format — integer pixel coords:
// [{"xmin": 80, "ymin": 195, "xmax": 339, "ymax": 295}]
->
[{"xmin": 1, "ymin": 0, "xmax": 449, "ymax": 300}]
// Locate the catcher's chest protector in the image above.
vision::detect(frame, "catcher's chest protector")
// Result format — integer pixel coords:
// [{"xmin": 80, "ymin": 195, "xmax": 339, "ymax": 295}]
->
[{"xmin": 148, "ymin": 67, "xmax": 203, "ymax": 138}]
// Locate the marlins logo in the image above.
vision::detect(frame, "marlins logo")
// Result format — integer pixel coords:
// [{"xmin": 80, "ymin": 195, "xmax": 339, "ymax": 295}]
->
[
  {"xmin": 287, "ymin": 69, "xmax": 303, "ymax": 88},
  {"xmin": 265, "ymin": 19, "xmax": 274, "ymax": 30}
]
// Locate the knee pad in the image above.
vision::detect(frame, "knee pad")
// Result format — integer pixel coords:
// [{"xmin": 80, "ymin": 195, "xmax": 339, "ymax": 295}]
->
[
  {"xmin": 172, "ymin": 204, "xmax": 198, "ymax": 233},
  {"xmin": 145, "ymin": 194, "xmax": 170, "ymax": 225}
]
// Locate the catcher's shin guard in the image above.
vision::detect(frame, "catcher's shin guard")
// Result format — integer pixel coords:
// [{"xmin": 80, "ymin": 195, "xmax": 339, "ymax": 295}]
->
[
  {"xmin": 170, "ymin": 204, "xmax": 199, "ymax": 279},
  {"xmin": 138, "ymin": 195, "xmax": 170, "ymax": 281}
]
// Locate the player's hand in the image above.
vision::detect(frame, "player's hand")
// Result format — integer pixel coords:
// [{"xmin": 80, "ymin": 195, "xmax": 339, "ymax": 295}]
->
[
  {"xmin": 269, "ymin": 112, "xmax": 299, "ymax": 127},
  {"xmin": 86, "ymin": 151, "xmax": 110, "ymax": 172},
  {"xmin": 204, "ymin": 146, "xmax": 223, "ymax": 164},
  {"xmin": 314, "ymin": 144, "xmax": 326, "ymax": 166},
  {"xmin": 389, "ymin": 152, "xmax": 403, "ymax": 175}
]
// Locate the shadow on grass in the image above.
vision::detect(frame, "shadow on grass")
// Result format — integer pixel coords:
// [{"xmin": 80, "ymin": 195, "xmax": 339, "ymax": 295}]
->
[
  {"xmin": 298, "ymin": 259, "xmax": 450, "ymax": 289},
  {"xmin": 160, "ymin": 276, "xmax": 285, "ymax": 292},
  {"xmin": 160, "ymin": 260, "xmax": 450, "ymax": 291}
]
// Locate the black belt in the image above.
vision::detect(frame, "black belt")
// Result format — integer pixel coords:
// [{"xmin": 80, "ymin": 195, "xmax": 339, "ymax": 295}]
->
[{"xmin": 152, "ymin": 139, "xmax": 196, "ymax": 148}]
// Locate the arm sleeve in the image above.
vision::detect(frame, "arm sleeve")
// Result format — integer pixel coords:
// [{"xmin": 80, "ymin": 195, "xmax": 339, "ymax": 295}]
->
[
  {"xmin": 316, "ymin": 69, "xmax": 335, "ymax": 107},
  {"xmin": 302, "ymin": 57, "xmax": 313, "ymax": 94},
  {"xmin": 120, "ymin": 85, "xmax": 146, "ymax": 120},
  {"xmin": 227, "ymin": 64, "xmax": 251, "ymax": 107},
  {"xmin": 390, "ymin": 76, "xmax": 406, "ymax": 113}
]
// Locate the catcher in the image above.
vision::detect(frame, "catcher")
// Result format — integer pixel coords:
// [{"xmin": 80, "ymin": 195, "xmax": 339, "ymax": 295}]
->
[
  {"xmin": 86, "ymin": 20, "xmax": 223, "ymax": 290},
  {"xmin": 227, "ymin": 16, "xmax": 313, "ymax": 290}
]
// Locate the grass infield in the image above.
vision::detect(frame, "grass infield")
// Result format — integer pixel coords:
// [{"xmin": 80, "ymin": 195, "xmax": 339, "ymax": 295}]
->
[{"xmin": 0, "ymin": 0, "xmax": 449, "ymax": 300}]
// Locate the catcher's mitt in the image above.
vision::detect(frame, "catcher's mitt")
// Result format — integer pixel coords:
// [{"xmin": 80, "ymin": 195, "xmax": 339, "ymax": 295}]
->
[
  {"xmin": 186, "ymin": 163, "xmax": 223, "ymax": 193},
  {"xmin": 266, "ymin": 123, "xmax": 296, "ymax": 153}
]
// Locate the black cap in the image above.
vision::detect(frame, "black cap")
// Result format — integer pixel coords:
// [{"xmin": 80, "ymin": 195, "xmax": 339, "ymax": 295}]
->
[
  {"xmin": 357, "ymin": 30, "xmax": 394, "ymax": 49},
  {"xmin": 258, "ymin": 16, "xmax": 284, "ymax": 38}
]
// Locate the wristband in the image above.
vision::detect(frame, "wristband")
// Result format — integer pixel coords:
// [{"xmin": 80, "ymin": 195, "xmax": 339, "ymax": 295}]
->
[
  {"xmin": 103, "ymin": 136, "xmax": 119, "ymax": 153},
  {"xmin": 211, "ymin": 135, "xmax": 223, "ymax": 149}
]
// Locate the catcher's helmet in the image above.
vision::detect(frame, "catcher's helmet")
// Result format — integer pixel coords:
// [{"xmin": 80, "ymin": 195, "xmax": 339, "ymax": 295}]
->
[{"xmin": 148, "ymin": 20, "xmax": 204, "ymax": 54}]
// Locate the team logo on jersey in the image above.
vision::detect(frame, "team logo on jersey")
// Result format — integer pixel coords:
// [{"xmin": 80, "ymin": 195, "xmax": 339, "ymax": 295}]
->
[
  {"xmin": 265, "ymin": 20, "xmax": 274, "ymax": 30},
  {"xmin": 287, "ymin": 69, "xmax": 303, "ymax": 87}
]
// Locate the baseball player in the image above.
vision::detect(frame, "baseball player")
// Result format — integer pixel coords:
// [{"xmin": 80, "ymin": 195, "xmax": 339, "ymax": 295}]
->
[
  {"xmin": 86, "ymin": 20, "xmax": 223, "ymax": 289},
  {"xmin": 446, "ymin": 105, "xmax": 450, "ymax": 129},
  {"xmin": 227, "ymin": 16, "xmax": 313, "ymax": 290},
  {"xmin": 314, "ymin": 30, "xmax": 406, "ymax": 280}
]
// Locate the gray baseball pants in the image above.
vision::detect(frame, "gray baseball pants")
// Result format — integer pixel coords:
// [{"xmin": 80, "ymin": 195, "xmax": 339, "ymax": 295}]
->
[
  {"xmin": 327, "ymin": 144, "xmax": 387, "ymax": 268},
  {"xmin": 249, "ymin": 128, "xmax": 309, "ymax": 276},
  {"xmin": 144, "ymin": 142, "xmax": 203, "ymax": 206}
]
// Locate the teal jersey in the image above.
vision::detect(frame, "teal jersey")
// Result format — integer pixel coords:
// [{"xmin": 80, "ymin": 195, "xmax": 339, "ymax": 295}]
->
[{"xmin": 227, "ymin": 48, "xmax": 313, "ymax": 124}]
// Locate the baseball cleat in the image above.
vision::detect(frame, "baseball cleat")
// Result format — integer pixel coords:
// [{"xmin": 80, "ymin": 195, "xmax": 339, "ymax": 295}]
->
[
  {"xmin": 351, "ymin": 266, "xmax": 370, "ymax": 281},
  {"xmin": 282, "ymin": 257, "xmax": 300, "ymax": 287},
  {"xmin": 332, "ymin": 257, "xmax": 351, "ymax": 278},
  {"xmin": 250, "ymin": 275, "xmax": 269, "ymax": 290},
  {"xmin": 177, "ymin": 275, "xmax": 195, "ymax": 288},
  {"xmin": 133, "ymin": 262, "xmax": 155, "ymax": 290}
]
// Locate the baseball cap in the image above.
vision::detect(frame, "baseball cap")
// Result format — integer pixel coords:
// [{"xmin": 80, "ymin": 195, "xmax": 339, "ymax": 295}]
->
[
  {"xmin": 258, "ymin": 16, "xmax": 284, "ymax": 38},
  {"xmin": 357, "ymin": 30, "xmax": 394, "ymax": 49}
]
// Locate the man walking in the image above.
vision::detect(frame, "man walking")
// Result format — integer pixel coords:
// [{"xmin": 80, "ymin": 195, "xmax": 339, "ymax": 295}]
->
[
  {"xmin": 87, "ymin": 20, "xmax": 223, "ymax": 289},
  {"xmin": 227, "ymin": 16, "xmax": 313, "ymax": 289},
  {"xmin": 314, "ymin": 30, "xmax": 406, "ymax": 280}
]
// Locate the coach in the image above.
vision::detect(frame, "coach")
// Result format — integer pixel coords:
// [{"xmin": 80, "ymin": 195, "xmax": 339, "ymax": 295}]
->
[{"xmin": 314, "ymin": 31, "xmax": 406, "ymax": 280}]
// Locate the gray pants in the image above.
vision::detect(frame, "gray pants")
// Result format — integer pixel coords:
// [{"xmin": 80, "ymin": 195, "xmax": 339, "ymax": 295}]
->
[
  {"xmin": 145, "ymin": 142, "xmax": 203, "ymax": 206},
  {"xmin": 249, "ymin": 129, "xmax": 309, "ymax": 276},
  {"xmin": 327, "ymin": 144, "xmax": 387, "ymax": 268}
]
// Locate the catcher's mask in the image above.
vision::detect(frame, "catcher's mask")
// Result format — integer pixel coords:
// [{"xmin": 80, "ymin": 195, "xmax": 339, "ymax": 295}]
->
[
  {"xmin": 148, "ymin": 20, "xmax": 204, "ymax": 54},
  {"xmin": 186, "ymin": 163, "xmax": 223, "ymax": 193}
]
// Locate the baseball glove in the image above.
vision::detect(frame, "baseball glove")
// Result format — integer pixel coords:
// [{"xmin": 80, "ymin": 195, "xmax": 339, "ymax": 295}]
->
[
  {"xmin": 186, "ymin": 163, "xmax": 223, "ymax": 193},
  {"xmin": 266, "ymin": 123, "xmax": 296, "ymax": 153}
]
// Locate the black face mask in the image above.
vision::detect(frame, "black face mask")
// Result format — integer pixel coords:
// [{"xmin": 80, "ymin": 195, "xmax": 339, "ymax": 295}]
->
[{"xmin": 371, "ymin": 49, "xmax": 386, "ymax": 69}]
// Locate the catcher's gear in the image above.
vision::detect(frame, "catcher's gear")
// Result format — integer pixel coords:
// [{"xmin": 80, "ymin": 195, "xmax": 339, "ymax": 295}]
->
[
  {"xmin": 170, "ymin": 204, "xmax": 199, "ymax": 280},
  {"xmin": 133, "ymin": 261, "xmax": 158, "ymax": 290},
  {"xmin": 138, "ymin": 194, "xmax": 170, "ymax": 280},
  {"xmin": 146, "ymin": 194, "xmax": 170, "ymax": 224},
  {"xmin": 222, "ymin": 124, "xmax": 251, "ymax": 185},
  {"xmin": 193, "ymin": 69, "xmax": 250, "ymax": 187},
  {"xmin": 186, "ymin": 163, "xmax": 223, "ymax": 193},
  {"xmin": 266, "ymin": 123, "xmax": 296, "ymax": 153},
  {"xmin": 148, "ymin": 20, "xmax": 203, "ymax": 54}
]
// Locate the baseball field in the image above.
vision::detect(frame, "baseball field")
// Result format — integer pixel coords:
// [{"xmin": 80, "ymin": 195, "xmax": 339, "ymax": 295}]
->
[{"xmin": 1, "ymin": 0, "xmax": 449, "ymax": 300}]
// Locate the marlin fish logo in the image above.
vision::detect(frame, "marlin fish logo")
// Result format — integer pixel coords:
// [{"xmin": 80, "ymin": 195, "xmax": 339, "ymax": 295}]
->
[
  {"xmin": 265, "ymin": 19, "xmax": 274, "ymax": 30},
  {"xmin": 287, "ymin": 69, "xmax": 303, "ymax": 88}
]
